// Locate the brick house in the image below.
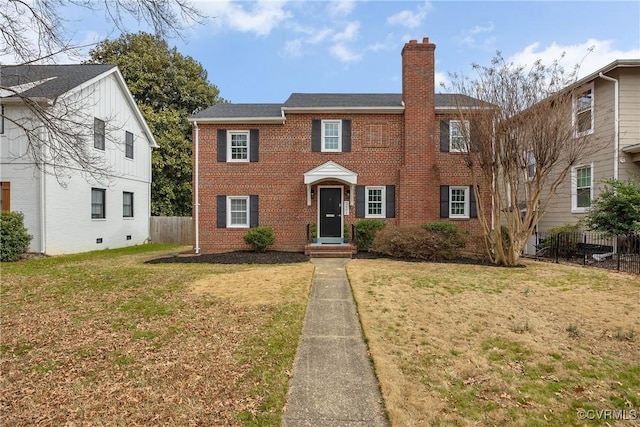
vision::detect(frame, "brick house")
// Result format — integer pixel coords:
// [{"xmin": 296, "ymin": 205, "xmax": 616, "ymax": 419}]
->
[{"xmin": 190, "ymin": 37, "xmax": 489, "ymax": 255}]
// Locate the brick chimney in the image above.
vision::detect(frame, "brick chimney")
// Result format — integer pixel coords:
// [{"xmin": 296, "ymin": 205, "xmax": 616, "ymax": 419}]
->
[{"xmin": 398, "ymin": 37, "xmax": 437, "ymax": 225}]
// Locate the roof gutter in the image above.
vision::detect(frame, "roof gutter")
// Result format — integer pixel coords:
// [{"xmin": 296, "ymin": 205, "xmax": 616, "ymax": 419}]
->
[
  {"xmin": 187, "ymin": 116, "xmax": 286, "ymax": 124},
  {"xmin": 599, "ymin": 72, "xmax": 619, "ymax": 180}
]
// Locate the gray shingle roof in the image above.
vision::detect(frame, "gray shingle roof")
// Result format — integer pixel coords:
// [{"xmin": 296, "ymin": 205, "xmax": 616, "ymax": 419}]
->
[
  {"xmin": 192, "ymin": 103, "xmax": 283, "ymax": 119},
  {"xmin": 191, "ymin": 92, "xmax": 489, "ymax": 120},
  {"xmin": 1, "ymin": 64, "xmax": 116, "ymax": 99},
  {"xmin": 284, "ymin": 93, "xmax": 403, "ymax": 108}
]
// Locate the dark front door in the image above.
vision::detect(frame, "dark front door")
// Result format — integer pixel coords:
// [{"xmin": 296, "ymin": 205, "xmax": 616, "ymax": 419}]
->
[{"xmin": 319, "ymin": 188, "xmax": 342, "ymax": 238}]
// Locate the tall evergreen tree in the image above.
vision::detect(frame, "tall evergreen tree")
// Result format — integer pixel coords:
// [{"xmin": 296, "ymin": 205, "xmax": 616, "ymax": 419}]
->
[{"xmin": 87, "ymin": 32, "xmax": 223, "ymax": 216}]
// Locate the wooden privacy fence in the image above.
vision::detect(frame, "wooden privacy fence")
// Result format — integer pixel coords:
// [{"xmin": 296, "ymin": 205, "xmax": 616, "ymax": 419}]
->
[{"xmin": 150, "ymin": 216, "xmax": 193, "ymax": 245}]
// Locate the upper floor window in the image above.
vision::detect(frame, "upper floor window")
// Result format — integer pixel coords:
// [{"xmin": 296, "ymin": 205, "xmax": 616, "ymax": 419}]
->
[
  {"xmin": 94, "ymin": 118, "xmax": 105, "ymax": 150},
  {"xmin": 526, "ymin": 150, "xmax": 536, "ymax": 180},
  {"xmin": 91, "ymin": 188, "xmax": 106, "ymax": 219},
  {"xmin": 322, "ymin": 120, "xmax": 342, "ymax": 152},
  {"xmin": 227, "ymin": 131, "xmax": 249, "ymax": 162},
  {"xmin": 572, "ymin": 164, "xmax": 593, "ymax": 212},
  {"xmin": 366, "ymin": 186, "xmax": 385, "ymax": 218},
  {"xmin": 449, "ymin": 120, "xmax": 470, "ymax": 152},
  {"xmin": 574, "ymin": 84, "xmax": 594, "ymax": 136},
  {"xmin": 123, "ymin": 192, "xmax": 134, "ymax": 218},
  {"xmin": 125, "ymin": 131, "xmax": 134, "ymax": 159}
]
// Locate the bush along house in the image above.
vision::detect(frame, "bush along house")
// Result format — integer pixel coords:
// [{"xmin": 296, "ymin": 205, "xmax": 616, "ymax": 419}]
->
[{"xmin": 190, "ymin": 37, "xmax": 490, "ymax": 256}]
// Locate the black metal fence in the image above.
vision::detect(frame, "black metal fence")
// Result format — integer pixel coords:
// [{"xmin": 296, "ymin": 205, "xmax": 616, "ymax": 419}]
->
[{"xmin": 532, "ymin": 231, "xmax": 640, "ymax": 275}]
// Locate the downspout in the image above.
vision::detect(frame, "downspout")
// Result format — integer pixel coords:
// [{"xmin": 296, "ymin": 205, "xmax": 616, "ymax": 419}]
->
[
  {"xmin": 193, "ymin": 121, "xmax": 200, "ymax": 254},
  {"xmin": 599, "ymin": 72, "xmax": 619, "ymax": 180},
  {"xmin": 40, "ymin": 161, "xmax": 46, "ymax": 254}
]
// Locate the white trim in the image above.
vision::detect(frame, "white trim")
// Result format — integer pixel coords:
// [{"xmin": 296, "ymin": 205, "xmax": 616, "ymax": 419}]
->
[
  {"xmin": 571, "ymin": 163, "xmax": 594, "ymax": 213},
  {"xmin": 227, "ymin": 196, "xmax": 250, "ymax": 228},
  {"xmin": 321, "ymin": 119, "xmax": 342, "ymax": 152},
  {"xmin": 187, "ymin": 117, "xmax": 286, "ymax": 124},
  {"xmin": 449, "ymin": 186, "xmax": 470, "ymax": 219},
  {"xmin": 304, "ymin": 160, "xmax": 358, "ymax": 185},
  {"xmin": 226, "ymin": 130, "xmax": 250, "ymax": 163},
  {"xmin": 365, "ymin": 186, "xmax": 386, "ymax": 218},
  {"xmin": 573, "ymin": 82, "xmax": 595, "ymax": 137},
  {"xmin": 281, "ymin": 106, "xmax": 404, "ymax": 114}
]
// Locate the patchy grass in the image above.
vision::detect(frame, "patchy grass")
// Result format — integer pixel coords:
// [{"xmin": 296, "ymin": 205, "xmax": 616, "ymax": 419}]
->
[
  {"xmin": 347, "ymin": 259, "xmax": 639, "ymax": 426},
  {"xmin": 1, "ymin": 245, "xmax": 313, "ymax": 426}
]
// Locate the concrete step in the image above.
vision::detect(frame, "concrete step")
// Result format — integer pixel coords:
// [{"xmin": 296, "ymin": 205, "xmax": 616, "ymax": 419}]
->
[{"xmin": 304, "ymin": 244, "xmax": 357, "ymax": 258}]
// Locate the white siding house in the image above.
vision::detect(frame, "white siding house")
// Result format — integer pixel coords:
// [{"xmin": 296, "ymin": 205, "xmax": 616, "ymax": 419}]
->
[{"xmin": 1, "ymin": 64, "xmax": 158, "ymax": 255}]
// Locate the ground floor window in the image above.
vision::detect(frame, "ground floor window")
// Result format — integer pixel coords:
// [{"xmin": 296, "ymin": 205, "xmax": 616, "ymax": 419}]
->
[
  {"xmin": 92, "ymin": 188, "xmax": 106, "ymax": 219},
  {"xmin": 123, "ymin": 192, "xmax": 134, "ymax": 218},
  {"xmin": 228, "ymin": 196, "xmax": 249, "ymax": 228}
]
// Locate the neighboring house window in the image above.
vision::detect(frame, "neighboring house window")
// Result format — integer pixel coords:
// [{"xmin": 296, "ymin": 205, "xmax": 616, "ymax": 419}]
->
[
  {"xmin": 94, "ymin": 118, "xmax": 105, "ymax": 150},
  {"xmin": 1, "ymin": 182, "xmax": 10, "ymax": 211},
  {"xmin": 1, "ymin": 104, "xmax": 5, "ymax": 134},
  {"xmin": 322, "ymin": 120, "xmax": 342, "ymax": 152},
  {"xmin": 574, "ymin": 83, "xmax": 594, "ymax": 136},
  {"xmin": 449, "ymin": 120, "xmax": 470, "ymax": 152},
  {"xmin": 125, "ymin": 131, "xmax": 134, "ymax": 159},
  {"xmin": 91, "ymin": 188, "xmax": 106, "ymax": 219},
  {"xmin": 311, "ymin": 119, "xmax": 352, "ymax": 153},
  {"xmin": 572, "ymin": 164, "xmax": 593, "ymax": 212},
  {"xmin": 228, "ymin": 196, "xmax": 250, "ymax": 228},
  {"xmin": 366, "ymin": 186, "xmax": 385, "ymax": 218},
  {"xmin": 217, "ymin": 195, "xmax": 259, "ymax": 228},
  {"xmin": 123, "ymin": 192, "xmax": 134, "ymax": 218},
  {"xmin": 526, "ymin": 150, "xmax": 536, "ymax": 180},
  {"xmin": 440, "ymin": 185, "xmax": 478, "ymax": 219},
  {"xmin": 227, "ymin": 131, "xmax": 249, "ymax": 162}
]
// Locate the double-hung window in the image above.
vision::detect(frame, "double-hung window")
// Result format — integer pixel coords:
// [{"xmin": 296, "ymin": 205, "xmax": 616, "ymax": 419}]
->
[
  {"xmin": 322, "ymin": 120, "xmax": 342, "ymax": 152},
  {"xmin": 228, "ymin": 131, "xmax": 249, "ymax": 162},
  {"xmin": 526, "ymin": 150, "xmax": 536, "ymax": 180},
  {"xmin": 94, "ymin": 118, "xmax": 105, "ymax": 150},
  {"xmin": 574, "ymin": 84, "xmax": 594, "ymax": 136},
  {"xmin": 449, "ymin": 120, "xmax": 470, "ymax": 152},
  {"xmin": 227, "ymin": 196, "xmax": 249, "ymax": 227},
  {"xmin": 125, "ymin": 131, "xmax": 134, "ymax": 159},
  {"xmin": 123, "ymin": 192, "xmax": 134, "ymax": 218},
  {"xmin": 449, "ymin": 186, "xmax": 470, "ymax": 218},
  {"xmin": 365, "ymin": 186, "xmax": 385, "ymax": 218},
  {"xmin": 572, "ymin": 165, "xmax": 593, "ymax": 212},
  {"xmin": 91, "ymin": 188, "xmax": 106, "ymax": 219}
]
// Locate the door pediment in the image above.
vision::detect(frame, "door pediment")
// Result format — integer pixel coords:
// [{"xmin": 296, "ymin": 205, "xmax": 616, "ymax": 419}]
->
[{"xmin": 304, "ymin": 161, "xmax": 358, "ymax": 185}]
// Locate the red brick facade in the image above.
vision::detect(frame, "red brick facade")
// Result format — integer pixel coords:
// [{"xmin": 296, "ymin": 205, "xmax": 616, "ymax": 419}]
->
[{"xmin": 193, "ymin": 38, "xmax": 489, "ymax": 253}]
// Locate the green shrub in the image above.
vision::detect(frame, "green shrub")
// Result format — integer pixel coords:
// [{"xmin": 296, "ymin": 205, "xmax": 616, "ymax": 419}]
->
[
  {"xmin": 542, "ymin": 223, "xmax": 582, "ymax": 255},
  {"xmin": 243, "ymin": 226, "xmax": 276, "ymax": 252},
  {"xmin": 354, "ymin": 219, "xmax": 386, "ymax": 251},
  {"xmin": 422, "ymin": 221, "xmax": 460, "ymax": 234},
  {"xmin": 0, "ymin": 211, "xmax": 33, "ymax": 262},
  {"xmin": 371, "ymin": 224, "xmax": 467, "ymax": 260}
]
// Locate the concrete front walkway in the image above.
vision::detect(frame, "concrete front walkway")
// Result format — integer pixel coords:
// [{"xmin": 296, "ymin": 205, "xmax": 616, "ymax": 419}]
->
[{"xmin": 282, "ymin": 259, "xmax": 388, "ymax": 427}]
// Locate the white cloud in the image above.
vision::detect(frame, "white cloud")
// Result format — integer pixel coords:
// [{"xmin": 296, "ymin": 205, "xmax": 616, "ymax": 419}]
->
[
  {"xmin": 328, "ymin": 0, "xmax": 356, "ymax": 18},
  {"xmin": 200, "ymin": 0, "xmax": 292, "ymax": 36},
  {"xmin": 330, "ymin": 43, "xmax": 362, "ymax": 63},
  {"xmin": 387, "ymin": 1, "xmax": 431, "ymax": 29},
  {"xmin": 281, "ymin": 39, "xmax": 303, "ymax": 58},
  {"xmin": 332, "ymin": 21, "xmax": 360, "ymax": 43},
  {"xmin": 457, "ymin": 22, "xmax": 496, "ymax": 50},
  {"xmin": 509, "ymin": 39, "xmax": 640, "ymax": 80}
]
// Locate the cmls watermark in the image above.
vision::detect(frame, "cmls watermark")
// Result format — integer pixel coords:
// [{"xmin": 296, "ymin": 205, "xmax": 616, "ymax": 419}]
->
[{"xmin": 578, "ymin": 409, "xmax": 637, "ymax": 421}]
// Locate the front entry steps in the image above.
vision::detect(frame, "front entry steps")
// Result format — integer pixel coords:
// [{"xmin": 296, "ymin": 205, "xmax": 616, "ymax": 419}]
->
[{"xmin": 304, "ymin": 243, "xmax": 357, "ymax": 259}]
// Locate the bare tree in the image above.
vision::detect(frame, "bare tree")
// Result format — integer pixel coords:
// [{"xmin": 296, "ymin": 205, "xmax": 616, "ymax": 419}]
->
[
  {"xmin": 0, "ymin": 0, "xmax": 206, "ymax": 183},
  {"xmin": 447, "ymin": 53, "xmax": 606, "ymax": 266}
]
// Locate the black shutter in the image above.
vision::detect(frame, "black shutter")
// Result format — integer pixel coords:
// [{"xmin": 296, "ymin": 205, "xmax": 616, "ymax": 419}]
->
[
  {"xmin": 440, "ymin": 186, "xmax": 449, "ymax": 218},
  {"xmin": 217, "ymin": 195, "xmax": 227, "ymax": 228},
  {"xmin": 385, "ymin": 185, "xmax": 395, "ymax": 218},
  {"xmin": 470, "ymin": 186, "xmax": 478, "ymax": 218},
  {"xmin": 217, "ymin": 129, "xmax": 227, "ymax": 162},
  {"xmin": 342, "ymin": 119, "xmax": 352, "ymax": 152},
  {"xmin": 470, "ymin": 121, "xmax": 479, "ymax": 153},
  {"xmin": 440, "ymin": 120, "xmax": 450, "ymax": 152},
  {"xmin": 250, "ymin": 129, "xmax": 259, "ymax": 162},
  {"xmin": 249, "ymin": 195, "xmax": 259, "ymax": 227},
  {"xmin": 311, "ymin": 120, "xmax": 321, "ymax": 152},
  {"xmin": 355, "ymin": 185, "xmax": 365, "ymax": 218}
]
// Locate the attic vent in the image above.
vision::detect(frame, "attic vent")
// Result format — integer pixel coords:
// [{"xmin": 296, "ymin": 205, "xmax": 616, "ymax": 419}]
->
[
  {"xmin": 126, "ymin": 235, "xmax": 132, "ymax": 240},
  {"xmin": 96, "ymin": 238, "xmax": 103, "ymax": 244}
]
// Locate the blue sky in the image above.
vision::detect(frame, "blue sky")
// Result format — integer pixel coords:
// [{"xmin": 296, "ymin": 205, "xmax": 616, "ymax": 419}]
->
[{"xmin": 23, "ymin": 1, "xmax": 640, "ymax": 103}]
